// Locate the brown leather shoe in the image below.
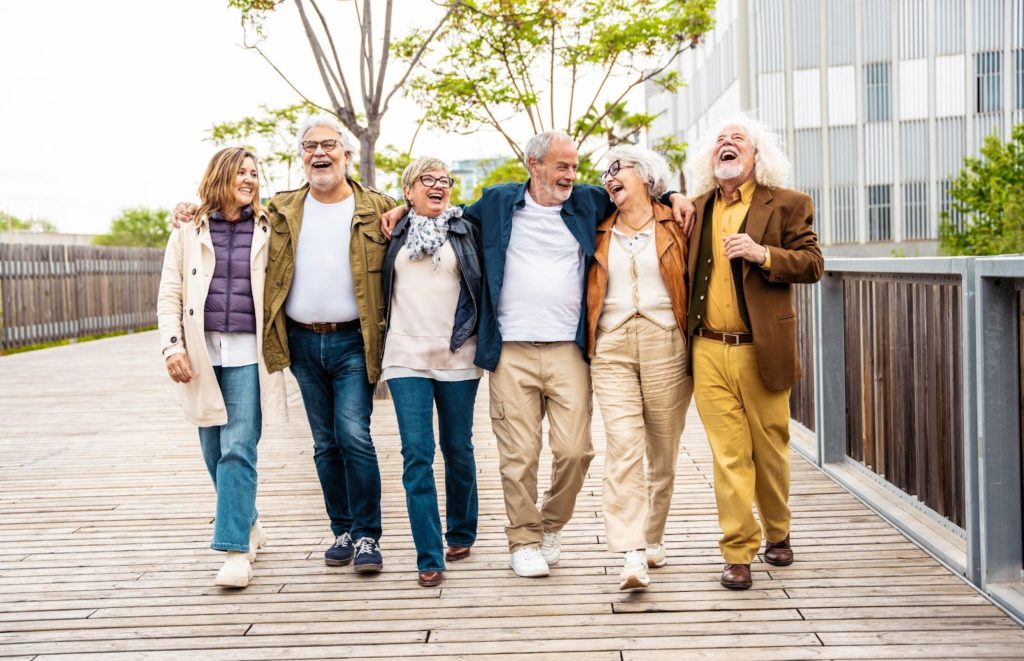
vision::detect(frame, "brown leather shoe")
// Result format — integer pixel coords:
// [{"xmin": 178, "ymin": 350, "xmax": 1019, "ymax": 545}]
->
[
  {"xmin": 720, "ymin": 563, "xmax": 752, "ymax": 589},
  {"xmin": 764, "ymin": 535, "xmax": 794, "ymax": 566},
  {"xmin": 417, "ymin": 570, "xmax": 443, "ymax": 587},
  {"xmin": 445, "ymin": 545, "xmax": 471, "ymax": 562}
]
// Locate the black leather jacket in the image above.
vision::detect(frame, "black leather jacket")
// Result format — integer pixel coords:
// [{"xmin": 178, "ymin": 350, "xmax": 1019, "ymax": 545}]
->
[{"xmin": 381, "ymin": 212, "xmax": 483, "ymax": 356}]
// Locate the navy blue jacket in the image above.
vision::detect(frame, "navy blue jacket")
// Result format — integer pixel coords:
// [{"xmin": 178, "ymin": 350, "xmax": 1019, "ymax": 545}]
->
[{"xmin": 464, "ymin": 181, "xmax": 617, "ymax": 371}]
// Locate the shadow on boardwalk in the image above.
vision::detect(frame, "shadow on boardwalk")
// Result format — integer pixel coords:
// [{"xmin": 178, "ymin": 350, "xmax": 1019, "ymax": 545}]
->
[{"xmin": 0, "ymin": 332, "xmax": 1022, "ymax": 659}]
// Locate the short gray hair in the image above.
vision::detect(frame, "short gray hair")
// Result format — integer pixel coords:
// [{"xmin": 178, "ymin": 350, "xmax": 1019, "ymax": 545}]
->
[
  {"xmin": 603, "ymin": 145, "xmax": 672, "ymax": 199},
  {"xmin": 297, "ymin": 113, "xmax": 356, "ymax": 178},
  {"xmin": 401, "ymin": 156, "xmax": 450, "ymax": 192},
  {"xmin": 524, "ymin": 130, "xmax": 574, "ymax": 163}
]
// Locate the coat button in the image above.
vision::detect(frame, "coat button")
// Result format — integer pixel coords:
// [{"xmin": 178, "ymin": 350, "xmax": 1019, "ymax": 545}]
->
[
  {"xmin": 170, "ymin": 336, "xmax": 177, "ymax": 343},
  {"xmin": 262, "ymin": 226, "xmax": 267, "ymax": 232},
  {"xmin": 192, "ymin": 268, "xmax": 197, "ymax": 275},
  {"xmin": 189, "ymin": 309, "xmax": 194, "ymax": 316},
  {"xmin": 700, "ymin": 295, "xmax": 704, "ymax": 300},
  {"xmin": 276, "ymin": 280, "xmax": 283, "ymax": 288}
]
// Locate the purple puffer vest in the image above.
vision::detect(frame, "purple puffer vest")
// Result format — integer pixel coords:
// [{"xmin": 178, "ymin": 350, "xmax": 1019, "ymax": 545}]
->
[{"xmin": 204, "ymin": 208, "xmax": 257, "ymax": 334}]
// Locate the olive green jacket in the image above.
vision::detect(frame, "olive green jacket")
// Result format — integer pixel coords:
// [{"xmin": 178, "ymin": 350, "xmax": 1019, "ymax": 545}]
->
[{"xmin": 262, "ymin": 180, "xmax": 396, "ymax": 383}]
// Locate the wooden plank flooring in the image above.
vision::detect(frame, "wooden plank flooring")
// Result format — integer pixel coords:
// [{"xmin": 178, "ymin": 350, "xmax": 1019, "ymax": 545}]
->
[{"xmin": 0, "ymin": 331, "xmax": 1021, "ymax": 660}]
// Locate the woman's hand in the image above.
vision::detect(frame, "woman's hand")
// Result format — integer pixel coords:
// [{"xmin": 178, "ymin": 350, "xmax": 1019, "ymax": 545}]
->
[{"xmin": 166, "ymin": 353, "xmax": 193, "ymax": 383}]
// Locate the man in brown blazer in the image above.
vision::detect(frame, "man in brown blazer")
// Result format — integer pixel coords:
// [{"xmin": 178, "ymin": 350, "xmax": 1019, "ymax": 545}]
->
[{"xmin": 684, "ymin": 114, "xmax": 823, "ymax": 589}]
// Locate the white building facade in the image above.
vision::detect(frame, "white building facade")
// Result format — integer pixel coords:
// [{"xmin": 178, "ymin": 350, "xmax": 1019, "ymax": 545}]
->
[{"xmin": 647, "ymin": 0, "xmax": 1024, "ymax": 255}]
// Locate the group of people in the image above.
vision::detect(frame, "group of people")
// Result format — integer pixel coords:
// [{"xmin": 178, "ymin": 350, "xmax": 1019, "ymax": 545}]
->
[{"xmin": 157, "ymin": 112, "xmax": 823, "ymax": 592}]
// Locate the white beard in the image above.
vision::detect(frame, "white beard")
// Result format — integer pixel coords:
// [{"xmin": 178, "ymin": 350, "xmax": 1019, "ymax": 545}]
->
[{"xmin": 714, "ymin": 162, "xmax": 745, "ymax": 180}]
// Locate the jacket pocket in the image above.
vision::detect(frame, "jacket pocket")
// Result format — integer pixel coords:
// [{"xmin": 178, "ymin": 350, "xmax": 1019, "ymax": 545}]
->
[{"xmin": 362, "ymin": 230, "xmax": 387, "ymax": 272}]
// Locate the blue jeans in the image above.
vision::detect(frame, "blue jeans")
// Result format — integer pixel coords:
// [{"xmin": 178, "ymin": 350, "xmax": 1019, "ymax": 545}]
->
[
  {"xmin": 287, "ymin": 326, "xmax": 382, "ymax": 541},
  {"xmin": 387, "ymin": 377, "xmax": 480, "ymax": 572},
  {"xmin": 198, "ymin": 363, "xmax": 261, "ymax": 552}
]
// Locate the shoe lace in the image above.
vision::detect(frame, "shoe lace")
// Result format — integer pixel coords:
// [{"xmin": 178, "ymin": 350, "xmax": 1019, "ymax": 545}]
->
[
  {"xmin": 353, "ymin": 537, "xmax": 378, "ymax": 557},
  {"xmin": 542, "ymin": 531, "xmax": 560, "ymax": 548},
  {"xmin": 333, "ymin": 532, "xmax": 351, "ymax": 548},
  {"xmin": 518, "ymin": 546, "xmax": 543, "ymax": 561}
]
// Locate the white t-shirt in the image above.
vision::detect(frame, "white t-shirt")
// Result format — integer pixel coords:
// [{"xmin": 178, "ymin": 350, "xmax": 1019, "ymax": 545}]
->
[
  {"xmin": 497, "ymin": 191, "xmax": 584, "ymax": 342},
  {"xmin": 284, "ymin": 194, "xmax": 359, "ymax": 323}
]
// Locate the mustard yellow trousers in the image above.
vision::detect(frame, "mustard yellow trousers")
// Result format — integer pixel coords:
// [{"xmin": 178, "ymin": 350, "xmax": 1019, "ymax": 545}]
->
[{"xmin": 692, "ymin": 336, "xmax": 792, "ymax": 564}]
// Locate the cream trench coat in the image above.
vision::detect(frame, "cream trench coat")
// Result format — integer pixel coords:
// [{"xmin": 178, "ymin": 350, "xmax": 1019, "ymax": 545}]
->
[{"xmin": 157, "ymin": 212, "xmax": 288, "ymax": 427}]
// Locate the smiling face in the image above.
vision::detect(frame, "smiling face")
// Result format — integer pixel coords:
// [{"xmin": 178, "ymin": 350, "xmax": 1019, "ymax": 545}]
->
[
  {"xmin": 602, "ymin": 160, "xmax": 647, "ymax": 210},
  {"xmin": 527, "ymin": 138, "xmax": 579, "ymax": 205},
  {"xmin": 404, "ymin": 167, "xmax": 452, "ymax": 217},
  {"xmin": 712, "ymin": 124, "xmax": 756, "ymax": 186},
  {"xmin": 302, "ymin": 125, "xmax": 349, "ymax": 193},
  {"xmin": 231, "ymin": 157, "xmax": 258, "ymax": 213}
]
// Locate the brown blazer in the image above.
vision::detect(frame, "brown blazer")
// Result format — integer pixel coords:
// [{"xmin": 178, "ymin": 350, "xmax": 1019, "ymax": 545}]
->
[
  {"xmin": 687, "ymin": 184, "xmax": 823, "ymax": 391},
  {"xmin": 586, "ymin": 201, "xmax": 689, "ymax": 357}
]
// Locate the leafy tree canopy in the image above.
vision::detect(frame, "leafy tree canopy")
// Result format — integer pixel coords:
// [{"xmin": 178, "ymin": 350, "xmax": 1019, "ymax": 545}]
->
[
  {"xmin": 939, "ymin": 123, "xmax": 1024, "ymax": 256},
  {"xmin": 0, "ymin": 211, "xmax": 57, "ymax": 233},
  {"xmin": 93, "ymin": 207, "xmax": 171, "ymax": 249}
]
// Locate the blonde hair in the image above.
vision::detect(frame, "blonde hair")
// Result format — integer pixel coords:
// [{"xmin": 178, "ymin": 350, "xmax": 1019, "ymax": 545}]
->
[
  {"xmin": 196, "ymin": 147, "xmax": 261, "ymax": 222},
  {"xmin": 684, "ymin": 113, "xmax": 791, "ymax": 198}
]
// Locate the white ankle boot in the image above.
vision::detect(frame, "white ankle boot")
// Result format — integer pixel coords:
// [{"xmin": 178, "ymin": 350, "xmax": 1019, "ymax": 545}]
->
[
  {"xmin": 216, "ymin": 551, "xmax": 252, "ymax": 588},
  {"xmin": 246, "ymin": 519, "xmax": 268, "ymax": 562}
]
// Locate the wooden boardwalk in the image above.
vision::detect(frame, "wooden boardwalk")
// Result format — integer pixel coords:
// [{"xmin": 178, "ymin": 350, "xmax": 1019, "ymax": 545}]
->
[{"xmin": 1, "ymin": 332, "xmax": 1022, "ymax": 660}]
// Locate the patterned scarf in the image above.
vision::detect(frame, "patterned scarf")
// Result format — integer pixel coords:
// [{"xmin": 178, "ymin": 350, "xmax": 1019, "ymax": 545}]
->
[{"xmin": 405, "ymin": 205, "xmax": 462, "ymax": 271}]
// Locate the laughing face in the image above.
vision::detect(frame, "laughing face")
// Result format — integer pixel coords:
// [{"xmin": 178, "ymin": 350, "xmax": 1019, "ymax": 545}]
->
[
  {"xmin": 232, "ymin": 157, "xmax": 258, "ymax": 213},
  {"xmin": 527, "ymin": 138, "xmax": 579, "ymax": 205},
  {"xmin": 601, "ymin": 160, "xmax": 646, "ymax": 209},
  {"xmin": 302, "ymin": 125, "xmax": 349, "ymax": 193},
  {"xmin": 712, "ymin": 124, "xmax": 756, "ymax": 186},
  {"xmin": 404, "ymin": 168, "xmax": 452, "ymax": 217}
]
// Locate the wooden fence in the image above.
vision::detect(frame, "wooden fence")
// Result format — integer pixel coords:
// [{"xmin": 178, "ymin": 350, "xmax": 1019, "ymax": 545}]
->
[
  {"xmin": 789, "ymin": 283, "xmax": 816, "ymax": 432},
  {"xmin": 0, "ymin": 243, "xmax": 163, "ymax": 350}
]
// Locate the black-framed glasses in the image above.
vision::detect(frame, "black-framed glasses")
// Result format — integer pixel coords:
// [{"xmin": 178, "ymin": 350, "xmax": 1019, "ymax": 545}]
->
[
  {"xmin": 301, "ymin": 139, "xmax": 343, "ymax": 153},
  {"xmin": 418, "ymin": 174, "xmax": 454, "ymax": 189},
  {"xmin": 601, "ymin": 160, "xmax": 635, "ymax": 181}
]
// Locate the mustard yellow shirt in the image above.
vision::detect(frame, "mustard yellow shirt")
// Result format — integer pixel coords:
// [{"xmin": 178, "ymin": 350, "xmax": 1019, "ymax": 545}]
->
[{"xmin": 704, "ymin": 178, "xmax": 769, "ymax": 332}]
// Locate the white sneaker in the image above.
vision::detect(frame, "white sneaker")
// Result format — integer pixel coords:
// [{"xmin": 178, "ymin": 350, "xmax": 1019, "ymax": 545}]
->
[
  {"xmin": 619, "ymin": 549, "xmax": 650, "ymax": 590},
  {"xmin": 646, "ymin": 542, "xmax": 667, "ymax": 568},
  {"xmin": 540, "ymin": 530, "xmax": 561, "ymax": 565},
  {"xmin": 216, "ymin": 551, "xmax": 253, "ymax": 588},
  {"xmin": 509, "ymin": 546, "xmax": 550, "ymax": 578},
  {"xmin": 246, "ymin": 519, "xmax": 268, "ymax": 562}
]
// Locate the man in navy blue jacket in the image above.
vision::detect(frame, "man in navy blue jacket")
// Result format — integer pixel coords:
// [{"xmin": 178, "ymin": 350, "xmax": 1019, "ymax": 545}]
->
[{"xmin": 385, "ymin": 131, "xmax": 692, "ymax": 577}]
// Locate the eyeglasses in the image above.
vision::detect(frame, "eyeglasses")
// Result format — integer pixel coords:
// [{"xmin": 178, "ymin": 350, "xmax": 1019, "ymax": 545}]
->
[
  {"xmin": 418, "ymin": 174, "xmax": 454, "ymax": 189},
  {"xmin": 301, "ymin": 139, "xmax": 343, "ymax": 153},
  {"xmin": 601, "ymin": 160, "xmax": 635, "ymax": 181}
]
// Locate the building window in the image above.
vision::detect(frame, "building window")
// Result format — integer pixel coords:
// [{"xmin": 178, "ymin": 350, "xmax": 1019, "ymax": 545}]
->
[
  {"xmin": 903, "ymin": 181, "xmax": 930, "ymax": 239},
  {"xmin": 976, "ymin": 51, "xmax": 1002, "ymax": 113},
  {"xmin": 830, "ymin": 185, "xmax": 858, "ymax": 244},
  {"xmin": 865, "ymin": 62, "xmax": 890, "ymax": 122},
  {"xmin": 940, "ymin": 179, "xmax": 966, "ymax": 234},
  {"xmin": 867, "ymin": 184, "xmax": 892, "ymax": 241}
]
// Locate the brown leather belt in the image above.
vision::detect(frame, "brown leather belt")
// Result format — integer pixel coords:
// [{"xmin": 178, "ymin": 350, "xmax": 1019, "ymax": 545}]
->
[
  {"xmin": 697, "ymin": 327, "xmax": 754, "ymax": 345},
  {"xmin": 287, "ymin": 318, "xmax": 359, "ymax": 333}
]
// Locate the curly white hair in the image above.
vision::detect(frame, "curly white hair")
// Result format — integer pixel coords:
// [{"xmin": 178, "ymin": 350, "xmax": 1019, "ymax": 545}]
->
[{"xmin": 684, "ymin": 113, "xmax": 791, "ymax": 198}]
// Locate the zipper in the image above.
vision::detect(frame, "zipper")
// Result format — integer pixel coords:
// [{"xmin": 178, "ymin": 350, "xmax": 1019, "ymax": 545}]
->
[
  {"xmin": 452, "ymin": 235, "xmax": 478, "ymax": 351},
  {"xmin": 224, "ymin": 223, "xmax": 235, "ymax": 331}
]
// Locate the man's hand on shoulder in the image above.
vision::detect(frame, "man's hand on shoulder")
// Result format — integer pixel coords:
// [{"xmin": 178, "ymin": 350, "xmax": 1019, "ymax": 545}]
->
[
  {"xmin": 172, "ymin": 202, "xmax": 197, "ymax": 229},
  {"xmin": 668, "ymin": 193, "xmax": 696, "ymax": 236},
  {"xmin": 380, "ymin": 204, "xmax": 407, "ymax": 239}
]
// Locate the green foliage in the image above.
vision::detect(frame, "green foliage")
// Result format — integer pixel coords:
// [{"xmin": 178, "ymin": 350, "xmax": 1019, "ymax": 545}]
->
[
  {"xmin": 208, "ymin": 102, "xmax": 318, "ymax": 194},
  {"xmin": 406, "ymin": 0, "xmax": 715, "ymax": 163},
  {"xmin": 373, "ymin": 145, "xmax": 415, "ymax": 197},
  {"xmin": 0, "ymin": 211, "xmax": 57, "ymax": 233},
  {"xmin": 470, "ymin": 159, "xmax": 529, "ymax": 201},
  {"xmin": 93, "ymin": 207, "xmax": 171, "ymax": 249},
  {"xmin": 939, "ymin": 124, "xmax": 1024, "ymax": 256}
]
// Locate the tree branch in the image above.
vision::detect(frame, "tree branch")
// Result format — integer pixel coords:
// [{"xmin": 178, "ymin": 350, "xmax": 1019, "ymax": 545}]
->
[
  {"xmin": 381, "ymin": 3, "xmax": 458, "ymax": 115},
  {"xmin": 372, "ymin": 0, "xmax": 393, "ymax": 111},
  {"xmin": 292, "ymin": 0, "xmax": 343, "ymax": 117},
  {"xmin": 308, "ymin": 0, "xmax": 356, "ymax": 113}
]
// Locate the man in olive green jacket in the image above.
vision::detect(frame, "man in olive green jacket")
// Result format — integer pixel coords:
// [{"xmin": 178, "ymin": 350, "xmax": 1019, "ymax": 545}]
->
[{"xmin": 176, "ymin": 115, "xmax": 396, "ymax": 573}]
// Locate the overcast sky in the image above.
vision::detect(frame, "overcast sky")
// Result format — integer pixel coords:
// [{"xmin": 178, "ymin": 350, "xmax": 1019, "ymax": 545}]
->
[{"xmin": 0, "ymin": 1, "xmax": 511, "ymax": 234}]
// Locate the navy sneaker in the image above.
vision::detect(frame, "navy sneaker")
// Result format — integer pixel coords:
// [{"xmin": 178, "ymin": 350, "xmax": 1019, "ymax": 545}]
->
[
  {"xmin": 352, "ymin": 536, "xmax": 383, "ymax": 573},
  {"xmin": 325, "ymin": 532, "xmax": 353, "ymax": 566}
]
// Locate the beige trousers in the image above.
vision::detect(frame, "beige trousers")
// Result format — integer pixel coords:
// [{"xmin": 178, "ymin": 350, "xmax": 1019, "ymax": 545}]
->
[
  {"xmin": 591, "ymin": 317, "xmax": 693, "ymax": 552},
  {"xmin": 692, "ymin": 336, "xmax": 793, "ymax": 564},
  {"xmin": 489, "ymin": 341, "xmax": 595, "ymax": 551}
]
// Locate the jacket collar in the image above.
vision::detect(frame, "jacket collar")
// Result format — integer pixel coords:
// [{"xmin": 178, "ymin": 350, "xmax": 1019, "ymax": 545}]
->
[{"xmin": 517, "ymin": 179, "xmax": 577, "ymax": 215}]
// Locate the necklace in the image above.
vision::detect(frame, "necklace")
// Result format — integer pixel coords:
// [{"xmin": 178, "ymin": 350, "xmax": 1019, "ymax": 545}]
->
[{"xmin": 618, "ymin": 213, "xmax": 655, "ymax": 232}]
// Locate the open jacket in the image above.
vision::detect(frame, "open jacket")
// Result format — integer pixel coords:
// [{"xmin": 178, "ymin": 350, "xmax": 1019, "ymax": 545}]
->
[
  {"xmin": 586, "ymin": 201, "xmax": 689, "ymax": 357},
  {"xmin": 262, "ymin": 181, "xmax": 397, "ymax": 383},
  {"xmin": 686, "ymin": 184, "xmax": 824, "ymax": 391},
  {"xmin": 381, "ymin": 211, "xmax": 483, "ymax": 358},
  {"xmin": 156, "ymin": 212, "xmax": 288, "ymax": 427}
]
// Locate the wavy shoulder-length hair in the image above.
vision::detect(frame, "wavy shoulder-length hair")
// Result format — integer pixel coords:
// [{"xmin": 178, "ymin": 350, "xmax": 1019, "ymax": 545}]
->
[
  {"xmin": 196, "ymin": 147, "xmax": 261, "ymax": 222},
  {"xmin": 684, "ymin": 113, "xmax": 791, "ymax": 198}
]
